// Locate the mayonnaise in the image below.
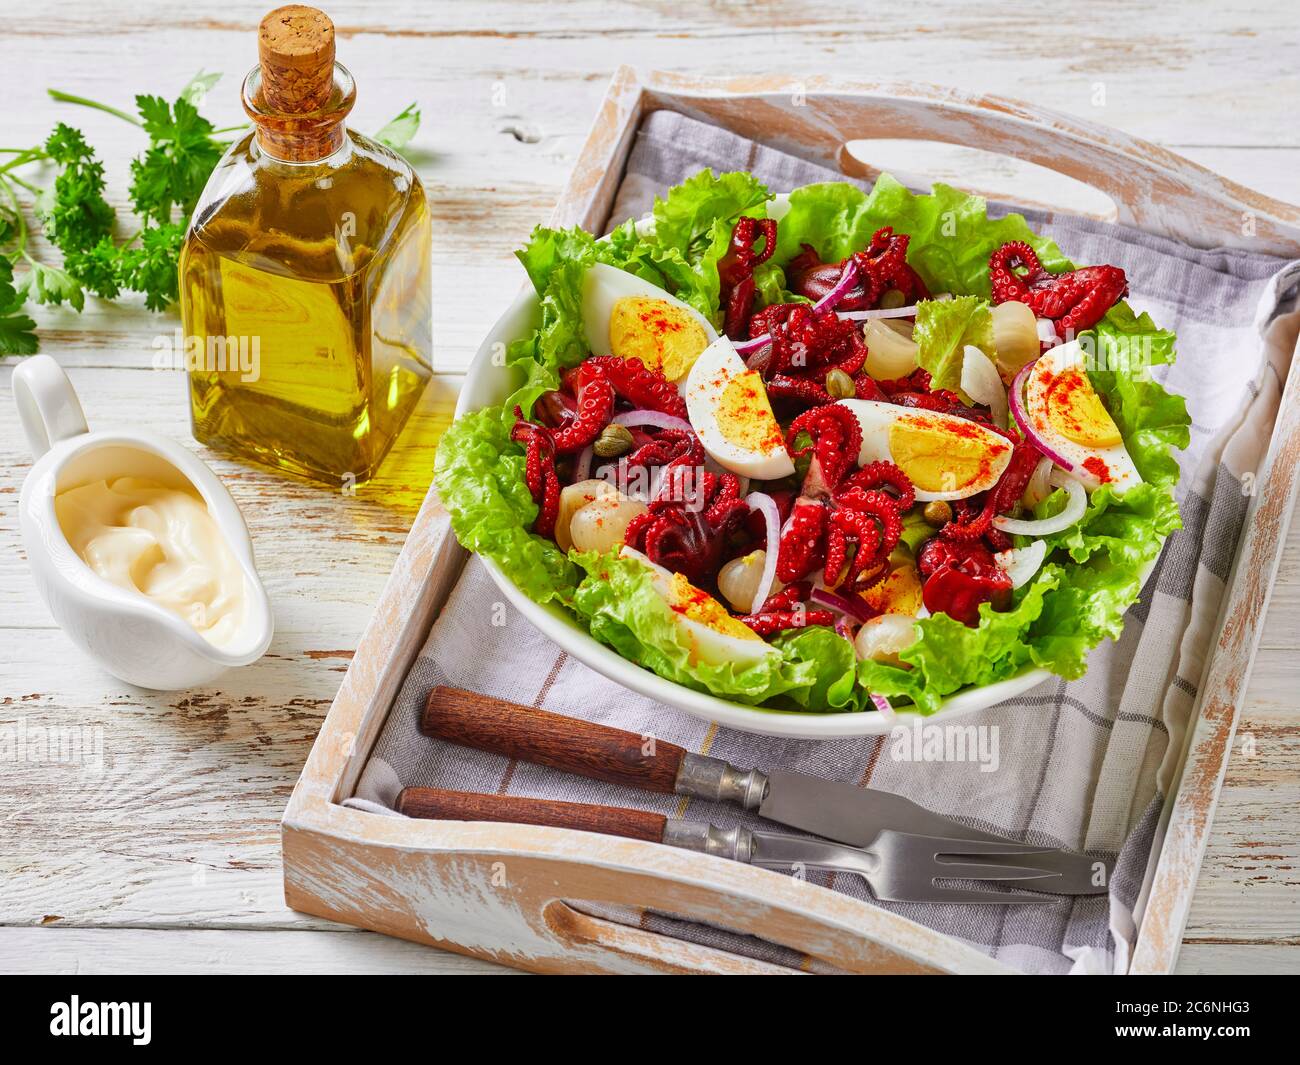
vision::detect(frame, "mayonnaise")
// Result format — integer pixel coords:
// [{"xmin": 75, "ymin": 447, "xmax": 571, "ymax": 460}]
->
[{"xmin": 54, "ymin": 476, "xmax": 247, "ymax": 649}]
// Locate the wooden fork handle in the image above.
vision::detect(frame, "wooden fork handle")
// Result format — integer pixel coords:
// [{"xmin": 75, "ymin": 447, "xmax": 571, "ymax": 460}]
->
[
  {"xmin": 396, "ymin": 787, "xmax": 668, "ymax": 842},
  {"xmin": 397, "ymin": 787, "xmax": 756, "ymax": 862},
  {"xmin": 420, "ymin": 685, "xmax": 687, "ymax": 793}
]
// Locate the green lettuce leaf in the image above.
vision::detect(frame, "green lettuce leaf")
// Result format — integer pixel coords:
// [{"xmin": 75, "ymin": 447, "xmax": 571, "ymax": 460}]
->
[
  {"xmin": 912, "ymin": 295, "xmax": 994, "ymax": 397},
  {"xmin": 571, "ymin": 550, "xmax": 867, "ymax": 712},
  {"xmin": 1043, "ymin": 481, "xmax": 1180, "ymax": 568},
  {"xmin": 503, "ymin": 222, "xmax": 695, "ymax": 422},
  {"xmin": 498, "ymin": 226, "xmax": 596, "ymax": 425},
  {"xmin": 649, "ymin": 169, "xmax": 772, "ymax": 327},
  {"xmin": 859, "ymin": 566, "xmax": 1062, "ymax": 715},
  {"xmin": 771, "ymin": 173, "xmax": 1070, "ymax": 297},
  {"xmin": 433, "ymin": 408, "xmax": 577, "ymax": 606},
  {"xmin": 1083, "ymin": 303, "xmax": 1188, "ymax": 488},
  {"xmin": 651, "ymin": 169, "xmax": 771, "ymax": 256}
]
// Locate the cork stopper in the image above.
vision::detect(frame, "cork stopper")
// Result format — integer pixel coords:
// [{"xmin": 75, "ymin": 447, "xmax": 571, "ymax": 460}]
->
[{"xmin": 258, "ymin": 5, "xmax": 335, "ymax": 114}]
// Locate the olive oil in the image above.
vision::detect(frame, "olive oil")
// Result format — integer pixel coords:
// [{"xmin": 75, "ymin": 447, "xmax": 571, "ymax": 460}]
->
[{"xmin": 179, "ymin": 6, "xmax": 431, "ymax": 486}]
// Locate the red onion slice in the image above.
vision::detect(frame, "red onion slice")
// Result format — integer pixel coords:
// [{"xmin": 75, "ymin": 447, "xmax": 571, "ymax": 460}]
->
[
  {"xmin": 736, "ymin": 260, "xmax": 861, "ymax": 360},
  {"xmin": 612, "ymin": 409, "xmax": 693, "ymax": 433},
  {"xmin": 836, "ymin": 305, "xmax": 918, "ymax": 321},
  {"xmin": 1008, "ymin": 360, "xmax": 1075, "ymax": 473},
  {"xmin": 811, "ymin": 258, "xmax": 861, "ymax": 314},
  {"xmin": 992, "ymin": 470, "xmax": 1086, "ymax": 536},
  {"xmin": 870, "ymin": 693, "xmax": 895, "ymax": 718},
  {"xmin": 834, "ymin": 616, "xmax": 855, "ymax": 641},
  {"xmin": 810, "ymin": 586, "xmax": 874, "ymax": 624},
  {"xmin": 743, "ymin": 492, "xmax": 781, "ymax": 613}
]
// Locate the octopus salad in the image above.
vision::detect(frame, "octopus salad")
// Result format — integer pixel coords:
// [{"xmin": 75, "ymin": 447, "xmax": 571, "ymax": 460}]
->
[{"xmin": 436, "ymin": 171, "xmax": 1188, "ymax": 715}]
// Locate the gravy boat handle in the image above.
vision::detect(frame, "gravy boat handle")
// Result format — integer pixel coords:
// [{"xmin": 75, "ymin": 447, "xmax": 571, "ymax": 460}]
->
[{"xmin": 12, "ymin": 355, "xmax": 90, "ymax": 460}]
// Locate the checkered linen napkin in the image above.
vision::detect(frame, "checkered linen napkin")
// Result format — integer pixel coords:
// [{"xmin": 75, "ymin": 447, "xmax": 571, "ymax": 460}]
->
[{"xmin": 353, "ymin": 111, "xmax": 1300, "ymax": 974}]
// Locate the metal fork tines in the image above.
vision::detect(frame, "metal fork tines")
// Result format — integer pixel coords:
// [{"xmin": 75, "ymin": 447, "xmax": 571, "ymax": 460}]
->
[{"xmin": 747, "ymin": 829, "xmax": 1065, "ymax": 905}]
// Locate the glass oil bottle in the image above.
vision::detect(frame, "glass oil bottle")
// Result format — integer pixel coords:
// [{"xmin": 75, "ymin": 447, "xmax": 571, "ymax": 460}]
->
[{"xmin": 180, "ymin": 5, "xmax": 432, "ymax": 487}]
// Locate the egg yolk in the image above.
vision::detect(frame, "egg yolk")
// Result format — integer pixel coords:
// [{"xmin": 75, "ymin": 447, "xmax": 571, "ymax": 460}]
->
[
  {"xmin": 861, "ymin": 564, "xmax": 924, "ymax": 616},
  {"xmin": 887, "ymin": 416, "xmax": 1008, "ymax": 493},
  {"xmin": 1045, "ymin": 367, "xmax": 1122, "ymax": 448},
  {"xmin": 609, "ymin": 297, "xmax": 709, "ymax": 382},
  {"xmin": 667, "ymin": 572, "xmax": 764, "ymax": 642},
  {"xmin": 716, "ymin": 370, "xmax": 785, "ymax": 454}
]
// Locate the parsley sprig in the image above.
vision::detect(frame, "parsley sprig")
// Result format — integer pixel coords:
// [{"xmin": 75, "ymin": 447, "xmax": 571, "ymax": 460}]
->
[{"xmin": 0, "ymin": 73, "xmax": 421, "ymax": 354}]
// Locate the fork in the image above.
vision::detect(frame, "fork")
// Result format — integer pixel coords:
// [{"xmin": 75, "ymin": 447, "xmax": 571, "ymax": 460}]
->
[{"xmin": 397, "ymin": 788, "xmax": 1061, "ymax": 905}]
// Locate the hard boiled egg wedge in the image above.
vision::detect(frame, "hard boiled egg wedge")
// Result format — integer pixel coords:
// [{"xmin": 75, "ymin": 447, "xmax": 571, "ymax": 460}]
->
[
  {"xmin": 1020, "ymin": 341, "xmax": 1141, "ymax": 492},
  {"xmin": 619, "ymin": 546, "xmax": 777, "ymax": 665},
  {"xmin": 582, "ymin": 263, "xmax": 717, "ymax": 383},
  {"xmin": 684, "ymin": 336, "xmax": 796, "ymax": 481},
  {"xmin": 838, "ymin": 399, "xmax": 1013, "ymax": 501}
]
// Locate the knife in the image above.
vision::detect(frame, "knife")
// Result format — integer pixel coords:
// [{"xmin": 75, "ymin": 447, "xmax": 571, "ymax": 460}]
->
[{"xmin": 419, "ymin": 686, "xmax": 1109, "ymax": 896}]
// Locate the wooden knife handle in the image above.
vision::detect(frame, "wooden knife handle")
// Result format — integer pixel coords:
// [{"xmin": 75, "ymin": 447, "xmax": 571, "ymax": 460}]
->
[
  {"xmin": 420, "ymin": 685, "xmax": 687, "ymax": 793},
  {"xmin": 396, "ymin": 787, "xmax": 668, "ymax": 843}
]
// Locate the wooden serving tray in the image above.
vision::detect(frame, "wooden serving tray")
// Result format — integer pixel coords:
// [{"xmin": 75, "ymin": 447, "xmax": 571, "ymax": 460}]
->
[{"xmin": 281, "ymin": 69, "xmax": 1300, "ymax": 974}]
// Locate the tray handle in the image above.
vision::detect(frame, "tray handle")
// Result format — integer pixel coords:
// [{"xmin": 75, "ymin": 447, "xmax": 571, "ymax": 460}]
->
[
  {"xmin": 541, "ymin": 900, "xmax": 804, "ymax": 975},
  {"xmin": 287, "ymin": 803, "xmax": 1008, "ymax": 973},
  {"xmin": 634, "ymin": 72, "xmax": 1300, "ymax": 256}
]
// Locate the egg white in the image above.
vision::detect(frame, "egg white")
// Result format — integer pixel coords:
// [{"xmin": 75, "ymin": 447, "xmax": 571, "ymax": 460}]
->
[
  {"xmin": 619, "ymin": 547, "xmax": 777, "ymax": 664},
  {"xmin": 684, "ymin": 336, "xmax": 796, "ymax": 481},
  {"xmin": 581, "ymin": 263, "xmax": 718, "ymax": 357},
  {"xmin": 1022, "ymin": 342, "xmax": 1141, "ymax": 492},
  {"xmin": 837, "ymin": 399, "xmax": 1012, "ymax": 501}
]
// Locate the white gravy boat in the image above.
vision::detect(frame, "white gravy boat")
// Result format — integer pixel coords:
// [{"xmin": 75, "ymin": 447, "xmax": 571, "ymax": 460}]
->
[{"xmin": 14, "ymin": 355, "xmax": 274, "ymax": 689}]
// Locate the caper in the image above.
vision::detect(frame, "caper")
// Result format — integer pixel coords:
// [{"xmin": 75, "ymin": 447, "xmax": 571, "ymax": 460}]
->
[
  {"xmin": 825, "ymin": 368, "xmax": 855, "ymax": 399},
  {"xmin": 592, "ymin": 423, "xmax": 635, "ymax": 458},
  {"xmin": 879, "ymin": 288, "xmax": 907, "ymax": 309},
  {"xmin": 923, "ymin": 500, "xmax": 953, "ymax": 526}
]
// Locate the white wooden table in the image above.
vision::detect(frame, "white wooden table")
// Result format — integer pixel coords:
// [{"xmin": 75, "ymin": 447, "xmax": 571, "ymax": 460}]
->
[{"xmin": 2, "ymin": 0, "xmax": 1297, "ymax": 976}]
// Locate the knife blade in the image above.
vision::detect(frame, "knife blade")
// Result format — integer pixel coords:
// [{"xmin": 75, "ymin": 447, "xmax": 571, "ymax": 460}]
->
[{"xmin": 760, "ymin": 767, "xmax": 1009, "ymax": 846}]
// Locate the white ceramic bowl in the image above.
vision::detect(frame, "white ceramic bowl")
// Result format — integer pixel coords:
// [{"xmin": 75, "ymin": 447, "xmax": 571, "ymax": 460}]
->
[{"xmin": 454, "ymin": 285, "xmax": 1070, "ymax": 738}]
